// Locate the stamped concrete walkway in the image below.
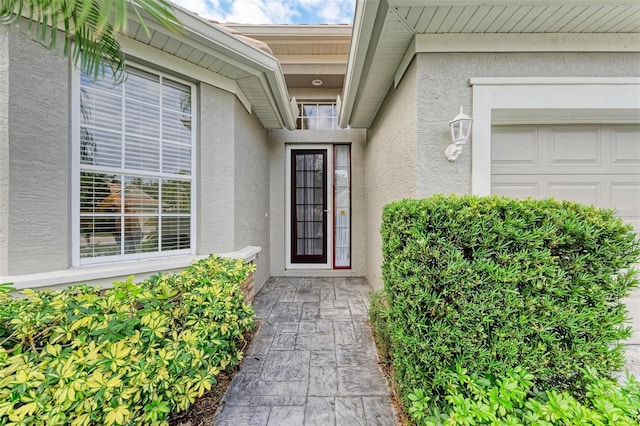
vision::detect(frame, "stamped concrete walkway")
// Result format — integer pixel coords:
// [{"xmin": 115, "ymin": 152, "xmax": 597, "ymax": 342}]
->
[{"xmin": 214, "ymin": 277, "xmax": 397, "ymax": 426}]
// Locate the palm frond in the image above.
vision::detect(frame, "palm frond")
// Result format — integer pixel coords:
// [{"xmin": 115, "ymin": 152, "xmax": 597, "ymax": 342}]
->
[{"xmin": 0, "ymin": 0, "xmax": 183, "ymax": 82}]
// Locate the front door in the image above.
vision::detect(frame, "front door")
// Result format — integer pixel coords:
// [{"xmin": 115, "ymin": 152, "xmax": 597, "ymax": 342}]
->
[{"xmin": 291, "ymin": 149, "xmax": 327, "ymax": 263}]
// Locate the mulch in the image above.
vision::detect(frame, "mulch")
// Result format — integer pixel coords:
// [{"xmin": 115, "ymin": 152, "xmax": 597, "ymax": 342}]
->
[{"xmin": 367, "ymin": 321, "xmax": 410, "ymax": 425}]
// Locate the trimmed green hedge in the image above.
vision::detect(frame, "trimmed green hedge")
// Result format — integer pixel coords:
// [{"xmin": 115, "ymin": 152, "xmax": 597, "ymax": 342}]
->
[
  {"xmin": 378, "ymin": 195, "xmax": 640, "ymax": 410},
  {"xmin": 0, "ymin": 255, "xmax": 254, "ymax": 425}
]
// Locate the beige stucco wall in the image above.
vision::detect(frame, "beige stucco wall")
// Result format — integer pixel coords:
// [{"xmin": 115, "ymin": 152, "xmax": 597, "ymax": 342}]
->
[
  {"xmin": 0, "ymin": 26, "xmax": 9, "ymax": 276},
  {"xmin": 0, "ymin": 32, "xmax": 273, "ymax": 289},
  {"xmin": 415, "ymin": 51, "xmax": 640, "ymax": 198},
  {"xmin": 198, "ymin": 84, "xmax": 273, "ymax": 292},
  {"xmin": 363, "ymin": 52, "xmax": 639, "ymax": 290},
  {"xmin": 198, "ymin": 84, "xmax": 235, "ymax": 255},
  {"xmin": 364, "ymin": 59, "xmax": 418, "ymax": 291},
  {"xmin": 269, "ymin": 129, "xmax": 367, "ymax": 277},
  {"xmin": 1, "ymin": 27, "xmax": 70, "ymax": 275},
  {"xmin": 233, "ymin": 99, "xmax": 271, "ymax": 292}
]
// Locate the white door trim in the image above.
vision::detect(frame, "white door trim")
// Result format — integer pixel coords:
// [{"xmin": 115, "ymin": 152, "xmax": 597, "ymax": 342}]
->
[
  {"xmin": 285, "ymin": 144, "xmax": 334, "ymax": 270},
  {"xmin": 470, "ymin": 77, "xmax": 640, "ymax": 195}
]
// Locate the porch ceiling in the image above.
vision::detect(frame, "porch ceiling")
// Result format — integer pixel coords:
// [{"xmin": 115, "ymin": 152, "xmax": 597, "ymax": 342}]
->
[
  {"xmin": 222, "ymin": 24, "xmax": 352, "ymax": 57},
  {"xmin": 339, "ymin": 0, "xmax": 640, "ymax": 129},
  {"xmin": 223, "ymin": 24, "xmax": 351, "ymax": 94},
  {"xmin": 120, "ymin": 3, "xmax": 296, "ymax": 130}
]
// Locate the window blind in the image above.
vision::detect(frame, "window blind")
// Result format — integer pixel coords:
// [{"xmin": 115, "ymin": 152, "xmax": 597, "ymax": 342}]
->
[{"xmin": 79, "ymin": 66, "xmax": 193, "ymax": 262}]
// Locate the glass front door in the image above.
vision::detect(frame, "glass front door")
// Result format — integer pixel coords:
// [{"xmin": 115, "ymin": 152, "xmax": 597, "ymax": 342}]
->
[{"xmin": 291, "ymin": 149, "xmax": 327, "ymax": 263}]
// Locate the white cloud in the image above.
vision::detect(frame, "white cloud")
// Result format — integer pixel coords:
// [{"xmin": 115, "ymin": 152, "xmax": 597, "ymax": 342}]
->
[
  {"xmin": 297, "ymin": 0, "xmax": 325, "ymax": 7},
  {"xmin": 317, "ymin": 1, "xmax": 354, "ymax": 24},
  {"xmin": 224, "ymin": 0, "xmax": 297, "ymax": 24},
  {"xmin": 170, "ymin": 0, "xmax": 355, "ymax": 24},
  {"xmin": 171, "ymin": 0, "xmax": 221, "ymax": 20}
]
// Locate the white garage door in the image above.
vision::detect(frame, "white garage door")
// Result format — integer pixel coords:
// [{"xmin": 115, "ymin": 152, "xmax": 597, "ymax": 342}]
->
[{"xmin": 491, "ymin": 124, "xmax": 640, "ymax": 343}]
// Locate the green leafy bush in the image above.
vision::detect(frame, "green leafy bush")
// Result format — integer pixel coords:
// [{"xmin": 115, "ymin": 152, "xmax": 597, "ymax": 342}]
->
[
  {"xmin": 379, "ymin": 195, "xmax": 639, "ymax": 409},
  {"xmin": 0, "ymin": 255, "xmax": 254, "ymax": 425},
  {"xmin": 408, "ymin": 367, "xmax": 640, "ymax": 425}
]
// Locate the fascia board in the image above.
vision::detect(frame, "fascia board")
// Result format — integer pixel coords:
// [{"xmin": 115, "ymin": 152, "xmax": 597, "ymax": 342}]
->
[
  {"xmin": 222, "ymin": 24, "xmax": 354, "ymax": 37},
  {"xmin": 388, "ymin": 0, "xmax": 638, "ymax": 6},
  {"xmin": 265, "ymin": 65, "xmax": 297, "ymax": 130},
  {"xmin": 395, "ymin": 37, "xmax": 416, "ymax": 88},
  {"xmin": 133, "ymin": 5, "xmax": 277, "ymax": 75},
  {"xmin": 339, "ymin": 0, "xmax": 383, "ymax": 128},
  {"xmin": 255, "ymin": 73, "xmax": 286, "ymax": 128}
]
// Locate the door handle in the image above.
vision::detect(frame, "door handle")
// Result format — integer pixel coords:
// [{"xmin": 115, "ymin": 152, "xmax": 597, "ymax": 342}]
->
[{"xmin": 324, "ymin": 209, "xmax": 331, "ymax": 213}]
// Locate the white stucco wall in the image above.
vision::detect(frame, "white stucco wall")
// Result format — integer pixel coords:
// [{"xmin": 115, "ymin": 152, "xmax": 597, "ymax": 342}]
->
[
  {"xmin": 4, "ymin": 27, "xmax": 70, "ymax": 275},
  {"xmin": 198, "ymin": 83, "xmax": 235, "ymax": 255},
  {"xmin": 415, "ymin": 52, "xmax": 640, "ymax": 198},
  {"xmin": 0, "ymin": 26, "xmax": 9, "ymax": 276},
  {"xmin": 269, "ymin": 129, "xmax": 367, "ymax": 277},
  {"xmin": 0, "ymin": 38, "xmax": 272, "ymax": 288},
  {"xmin": 233, "ymin": 99, "xmax": 271, "ymax": 292},
  {"xmin": 364, "ymin": 59, "xmax": 418, "ymax": 291},
  {"xmin": 363, "ymin": 52, "xmax": 639, "ymax": 290}
]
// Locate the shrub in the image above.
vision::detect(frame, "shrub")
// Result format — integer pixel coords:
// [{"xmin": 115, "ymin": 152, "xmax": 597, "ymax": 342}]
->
[
  {"xmin": 0, "ymin": 255, "xmax": 254, "ymax": 425},
  {"xmin": 380, "ymin": 195, "xmax": 640, "ymax": 409},
  {"xmin": 408, "ymin": 367, "xmax": 640, "ymax": 425}
]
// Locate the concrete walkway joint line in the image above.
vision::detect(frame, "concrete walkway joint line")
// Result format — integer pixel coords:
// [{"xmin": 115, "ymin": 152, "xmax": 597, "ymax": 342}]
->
[{"xmin": 215, "ymin": 277, "xmax": 398, "ymax": 426}]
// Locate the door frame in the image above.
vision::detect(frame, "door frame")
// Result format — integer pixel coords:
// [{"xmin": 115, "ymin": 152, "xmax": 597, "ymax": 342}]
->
[
  {"xmin": 470, "ymin": 77, "xmax": 640, "ymax": 196},
  {"xmin": 285, "ymin": 144, "xmax": 334, "ymax": 269}
]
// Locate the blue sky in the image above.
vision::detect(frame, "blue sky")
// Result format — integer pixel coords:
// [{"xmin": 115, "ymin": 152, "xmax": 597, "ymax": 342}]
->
[{"xmin": 172, "ymin": 0, "xmax": 356, "ymax": 24}]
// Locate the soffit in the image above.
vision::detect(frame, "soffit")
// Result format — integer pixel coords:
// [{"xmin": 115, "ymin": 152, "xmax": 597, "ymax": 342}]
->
[
  {"xmin": 224, "ymin": 24, "xmax": 352, "ymax": 91},
  {"xmin": 342, "ymin": 1, "xmax": 640, "ymax": 129},
  {"xmin": 392, "ymin": 3, "xmax": 640, "ymax": 34},
  {"xmin": 223, "ymin": 24, "xmax": 352, "ymax": 56},
  {"xmin": 121, "ymin": 5, "xmax": 295, "ymax": 129},
  {"xmin": 262, "ymin": 38, "xmax": 350, "ymax": 56}
]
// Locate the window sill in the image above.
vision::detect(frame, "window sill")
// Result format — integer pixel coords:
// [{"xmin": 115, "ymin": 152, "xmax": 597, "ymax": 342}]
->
[{"xmin": 2, "ymin": 246, "xmax": 261, "ymax": 291}]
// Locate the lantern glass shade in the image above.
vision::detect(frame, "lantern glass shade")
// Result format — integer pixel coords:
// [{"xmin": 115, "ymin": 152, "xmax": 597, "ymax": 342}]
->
[{"xmin": 449, "ymin": 107, "xmax": 473, "ymax": 145}]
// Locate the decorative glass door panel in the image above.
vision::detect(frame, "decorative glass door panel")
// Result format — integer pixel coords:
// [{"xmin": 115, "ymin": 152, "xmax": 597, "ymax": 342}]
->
[
  {"xmin": 291, "ymin": 150, "xmax": 327, "ymax": 263},
  {"xmin": 334, "ymin": 145, "xmax": 351, "ymax": 268}
]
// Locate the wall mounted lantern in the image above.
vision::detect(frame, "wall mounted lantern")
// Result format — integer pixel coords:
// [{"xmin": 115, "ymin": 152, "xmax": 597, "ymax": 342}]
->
[{"xmin": 445, "ymin": 106, "xmax": 473, "ymax": 161}]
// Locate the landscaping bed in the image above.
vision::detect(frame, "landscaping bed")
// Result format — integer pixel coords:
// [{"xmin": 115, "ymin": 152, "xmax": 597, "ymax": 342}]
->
[
  {"xmin": 169, "ymin": 321, "xmax": 259, "ymax": 426},
  {"xmin": 0, "ymin": 255, "xmax": 255, "ymax": 425},
  {"xmin": 371, "ymin": 195, "xmax": 640, "ymax": 424}
]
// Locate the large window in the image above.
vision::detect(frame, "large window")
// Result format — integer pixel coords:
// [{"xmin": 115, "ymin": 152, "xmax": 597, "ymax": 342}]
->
[{"xmin": 77, "ymin": 66, "xmax": 194, "ymax": 263}]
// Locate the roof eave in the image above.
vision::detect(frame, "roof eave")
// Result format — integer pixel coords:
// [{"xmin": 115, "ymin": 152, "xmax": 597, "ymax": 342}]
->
[
  {"xmin": 339, "ymin": 0, "xmax": 383, "ymax": 128},
  {"xmin": 341, "ymin": 0, "xmax": 640, "ymax": 129},
  {"xmin": 130, "ymin": 3, "xmax": 295, "ymax": 129}
]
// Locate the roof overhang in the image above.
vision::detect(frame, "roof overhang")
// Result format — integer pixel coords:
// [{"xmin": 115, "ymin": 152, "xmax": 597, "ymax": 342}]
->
[
  {"xmin": 339, "ymin": 0, "xmax": 640, "ymax": 129},
  {"xmin": 121, "ymin": 3, "xmax": 296, "ymax": 129},
  {"xmin": 223, "ymin": 24, "xmax": 352, "ymax": 95}
]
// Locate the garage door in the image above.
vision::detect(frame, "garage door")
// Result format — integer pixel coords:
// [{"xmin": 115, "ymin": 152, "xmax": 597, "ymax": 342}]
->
[{"xmin": 491, "ymin": 124, "xmax": 640, "ymax": 343}]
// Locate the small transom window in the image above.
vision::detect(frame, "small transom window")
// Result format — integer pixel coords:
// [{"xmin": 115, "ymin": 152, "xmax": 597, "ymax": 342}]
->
[{"xmin": 296, "ymin": 102, "xmax": 338, "ymax": 130}]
